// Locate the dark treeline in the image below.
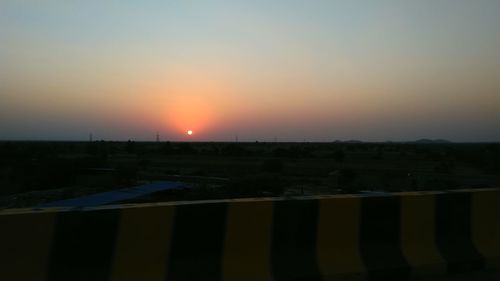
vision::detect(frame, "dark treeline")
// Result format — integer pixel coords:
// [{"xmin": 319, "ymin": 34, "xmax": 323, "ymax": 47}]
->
[{"xmin": 0, "ymin": 141, "xmax": 499, "ymax": 207}]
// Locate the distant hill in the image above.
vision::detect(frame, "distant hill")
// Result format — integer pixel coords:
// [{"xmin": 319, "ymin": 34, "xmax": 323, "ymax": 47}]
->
[
  {"xmin": 345, "ymin": 140, "xmax": 364, "ymax": 143},
  {"xmin": 411, "ymin": 139, "xmax": 452, "ymax": 144},
  {"xmin": 333, "ymin": 140, "xmax": 364, "ymax": 143}
]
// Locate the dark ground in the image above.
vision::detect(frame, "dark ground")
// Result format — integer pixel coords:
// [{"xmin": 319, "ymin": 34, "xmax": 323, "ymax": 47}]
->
[
  {"xmin": 422, "ymin": 267, "xmax": 500, "ymax": 281},
  {"xmin": 1, "ymin": 141, "xmax": 499, "ymax": 208}
]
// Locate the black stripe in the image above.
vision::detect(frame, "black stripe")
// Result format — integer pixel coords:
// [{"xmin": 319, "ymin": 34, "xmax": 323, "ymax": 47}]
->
[
  {"xmin": 436, "ymin": 192, "xmax": 484, "ymax": 273},
  {"xmin": 46, "ymin": 209, "xmax": 119, "ymax": 281},
  {"xmin": 271, "ymin": 199, "xmax": 321, "ymax": 281},
  {"xmin": 166, "ymin": 202, "xmax": 227, "ymax": 281},
  {"xmin": 360, "ymin": 195, "xmax": 411, "ymax": 281}
]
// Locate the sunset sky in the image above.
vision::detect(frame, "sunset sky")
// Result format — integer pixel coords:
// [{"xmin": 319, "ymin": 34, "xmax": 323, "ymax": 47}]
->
[{"xmin": 1, "ymin": 1, "xmax": 500, "ymax": 142}]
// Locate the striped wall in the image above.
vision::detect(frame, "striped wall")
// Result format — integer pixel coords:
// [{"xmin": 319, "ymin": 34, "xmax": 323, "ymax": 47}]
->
[{"xmin": 0, "ymin": 188, "xmax": 499, "ymax": 281}]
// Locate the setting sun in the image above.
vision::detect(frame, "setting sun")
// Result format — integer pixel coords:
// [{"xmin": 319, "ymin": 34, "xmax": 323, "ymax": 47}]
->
[{"xmin": 187, "ymin": 130, "xmax": 193, "ymax": 136}]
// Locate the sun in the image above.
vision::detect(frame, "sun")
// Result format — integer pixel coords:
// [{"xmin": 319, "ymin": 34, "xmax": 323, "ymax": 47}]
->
[{"xmin": 187, "ymin": 130, "xmax": 193, "ymax": 136}]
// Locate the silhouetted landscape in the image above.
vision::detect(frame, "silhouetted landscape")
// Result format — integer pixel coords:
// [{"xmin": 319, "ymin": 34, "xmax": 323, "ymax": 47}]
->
[{"xmin": 1, "ymin": 140, "xmax": 499, "ymax": 208}]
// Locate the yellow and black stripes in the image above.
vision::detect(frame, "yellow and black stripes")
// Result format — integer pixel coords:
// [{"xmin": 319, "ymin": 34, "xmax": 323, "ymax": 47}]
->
[
  {"xmin": 223, "ymin": 200, "xmax": 274, "ymax": 281},
  {"xmin": 0, "ymin": 211, "xmax": 55, "ymax": 281},
  {"xmin": 271, "ymin": 200, "xmax": 321, "ymax": 281},
  {"xmin": 400, "ymin": 193, "xmax": 446, "ymax": 277},
  {"xmin": 360, "ymin": 195, "xmax": 411, "ymax": 280},
  {"xmin": 0, "ymin": 188, "xmax": 499, "ymax": 281},
  {"xmin": 317, "ymin": 196, "xmax": 363, "ymax": 280},
  {"xmin": 47, "ymin": 209, "xmax": 120, "ymax": 281},
  {"xmin": 110, "ymin": 205, "xmax": 174, "ymax": 281},
  {"xmin": 167, "ymin": 202, "xmax": 228, "ymax": 281},
  {"xmin": 435, "ymin": 192, "xmax": 485, "ymax": 273},
  {"xmin": 471, "ymin": 189, "xmax": 500, "ymax": 268}
]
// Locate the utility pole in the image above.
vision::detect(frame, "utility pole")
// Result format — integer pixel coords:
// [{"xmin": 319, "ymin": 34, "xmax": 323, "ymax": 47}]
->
[
  {"xmin": 156, "ymin": 132, "xmax": 160, "ymax": 142},
  {"xmin": 89, "ymin": 133, "xmax": 93, "ymax": 142}
]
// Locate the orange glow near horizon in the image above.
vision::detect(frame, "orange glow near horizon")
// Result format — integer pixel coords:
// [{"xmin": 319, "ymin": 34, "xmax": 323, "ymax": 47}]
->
[
  {"xmin": 161, "ymin": 71, "xmax": 234, "ymax": 138},
  {"xmin": 167, "ymin": 98, "xmax": 214, "ymax": 136}
]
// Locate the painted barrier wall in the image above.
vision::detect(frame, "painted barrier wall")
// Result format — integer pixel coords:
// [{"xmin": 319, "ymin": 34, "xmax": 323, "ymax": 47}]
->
[{"xmin": 0, "ymin": 188, "xmax": 499, "ymax": 281}]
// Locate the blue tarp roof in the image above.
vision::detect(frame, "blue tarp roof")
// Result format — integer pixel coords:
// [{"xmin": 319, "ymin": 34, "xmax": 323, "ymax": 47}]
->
[{"xmin": 36, "ymin": 181, "xmax": 188, "ymax": 208}]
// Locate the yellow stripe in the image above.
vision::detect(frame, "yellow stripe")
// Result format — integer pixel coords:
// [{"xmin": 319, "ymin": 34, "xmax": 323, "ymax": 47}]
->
[
  {"xmin": 400, "ymin": 194, "xmax": 446, "ymax": 276},
  {"xmin": 110, "ymin": 205, "xmax": 174, "ymax": 281},
  {"xmin": 317, "ymin": 196, "xmax": 364, "ymax": 280},
  {"xmin": 0, "ymin": 212, "xmax": 56, "ymax": 281},
  {"xmin": 223, "ymin": 200, "xmax": 273, "ymax": 281},
  {"xmin": 472, "ymin": 190, "xmax": 500, "ymax": 267}
]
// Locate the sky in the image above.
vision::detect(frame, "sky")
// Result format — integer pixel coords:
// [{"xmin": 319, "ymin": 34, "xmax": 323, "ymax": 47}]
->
[{"xmin": 1, "ymin": 0, "xmax": 500, "ymax": 142}]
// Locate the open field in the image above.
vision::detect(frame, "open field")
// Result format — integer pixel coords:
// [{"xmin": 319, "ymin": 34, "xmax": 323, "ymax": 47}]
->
[{"xmin": 1, "ymin": 141, "xmax": 499, "ymax": 208}]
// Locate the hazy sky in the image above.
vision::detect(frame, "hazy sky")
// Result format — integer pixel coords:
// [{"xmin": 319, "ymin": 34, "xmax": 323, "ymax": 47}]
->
[{"xmin": 1, "ymin": 0, "xmax": 500, "ymax": 141}]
